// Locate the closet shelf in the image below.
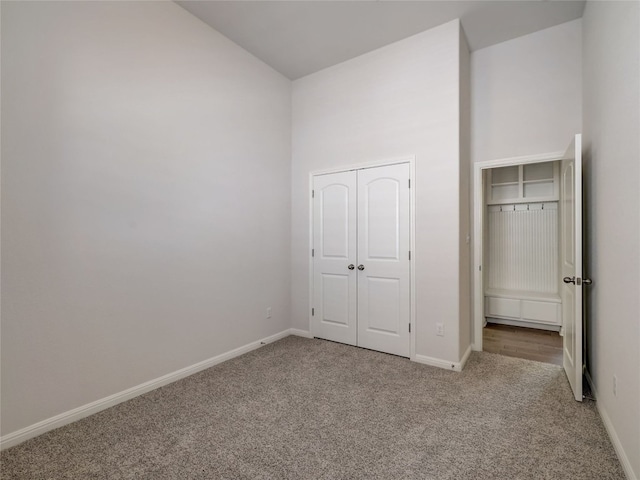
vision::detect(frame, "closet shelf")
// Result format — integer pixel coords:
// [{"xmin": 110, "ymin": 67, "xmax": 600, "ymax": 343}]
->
[
  {"xmin": 487, "ymin": 161, "xmax": 559, "ymax": 204},
  {"xmin": 484, "ymin": 288, "xmax": 561, "ymax": 303},
  {"xmin": 523, "ymin": 178, "xmax": 553, "ymax": 184},
  {"xmin": 491, "ymin": 181, "xmax": 519, "ymax": 186}
]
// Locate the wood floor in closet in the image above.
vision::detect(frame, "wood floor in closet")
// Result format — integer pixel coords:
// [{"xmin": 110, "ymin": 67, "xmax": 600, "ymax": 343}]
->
[{"xmin": 483, "ymin": 323, "xmax": 563, "ymax": 366}]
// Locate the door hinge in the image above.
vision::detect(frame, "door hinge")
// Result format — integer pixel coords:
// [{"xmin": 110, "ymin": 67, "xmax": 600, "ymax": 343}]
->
[
  {"xmin": 312, "ymin": 249, "xmax": 315, "ymax": 257},
  {"xmin": 312, "ymin": 190, "xmax": 315, "ymax": 198},
  {"xmin": 408, "ymin": 179, "xmax": 411, "ymax": 188},
  {"xmin": 479, "ymin": 265, "xmax": 482, "ymax": 271},
  {"xmin": 312, "ymin": 308, "xmax": 315, "ymax": 316},
  {"xmin": 409, "ymin": 323, "xmax": 411, "ymax": 333},
  {"xmin": 409, "ymin": 250, "xmax": 411, "ymax": 260}
]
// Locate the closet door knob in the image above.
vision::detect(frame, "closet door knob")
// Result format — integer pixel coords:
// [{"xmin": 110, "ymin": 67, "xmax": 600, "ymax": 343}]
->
[
  {"xmin": 358, "ymin": 265, "xmax": 365, "ymax": 271},
  {"xmin": 563, "ymin": 276, "xmax": 576, "ymax": 284},
  {"xmin": 583, "ymin": 278, "xmax": 593, "ymax": 286},
  {"xmin": 348, "ymin": 264, "xmax": 355, "ymax": 270}
]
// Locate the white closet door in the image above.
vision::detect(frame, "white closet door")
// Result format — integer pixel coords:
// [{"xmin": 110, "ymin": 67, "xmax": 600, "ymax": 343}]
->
[
  {"xmin": 356, "ymin": 164, "xmax": 411, "ymax": 357},
  {"xmin": 312, "ymin": 171, "xmax": 357, "ymax": 346}
]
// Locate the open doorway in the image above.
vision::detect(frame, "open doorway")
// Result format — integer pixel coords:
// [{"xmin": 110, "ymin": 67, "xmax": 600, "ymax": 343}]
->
[
  {"xmin": 473, "ymin": 136, "xmax": 585, "ymax": 400},
  {"xmin": 479, "ymin": 158, "xmax": 562, "ymax": 365},
  {"xmin": 473, "ymin": 153, "xmax": 566, "ymax": 342}
]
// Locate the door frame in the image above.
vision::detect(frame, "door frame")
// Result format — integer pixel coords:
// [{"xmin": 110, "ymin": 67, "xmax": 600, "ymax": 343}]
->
[
  {"xmin": 472, "ymin": 151, "xmax": 565, "ymax": 351},
  {"xmin": 308, "ymin": 155, "xmax": 416, "ymax": 359}
]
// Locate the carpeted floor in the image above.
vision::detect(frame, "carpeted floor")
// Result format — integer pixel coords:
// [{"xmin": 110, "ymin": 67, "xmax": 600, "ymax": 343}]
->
[{"xmin": 0, "ymin": 336, "xmax": 625, "ymax": 479}]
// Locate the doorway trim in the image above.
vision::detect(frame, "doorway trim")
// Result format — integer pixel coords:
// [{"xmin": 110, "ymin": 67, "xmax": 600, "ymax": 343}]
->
[
  {"xmin": 308, "ymin": 155, "xmax": 416, "ymax": 359},
  {"xmin": 472, "ymin": 151, "xmax": 565, "ymax": 351}
]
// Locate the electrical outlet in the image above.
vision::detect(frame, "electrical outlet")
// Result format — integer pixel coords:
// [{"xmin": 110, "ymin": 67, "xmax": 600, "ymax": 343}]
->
[
  {"xmin": 266, "ymin": 307, "xmax": 272, "ymax": 319},
  {"xmin": 436, "ymin": 323, "xmax": 444, "ymax": 337},
  {"xmin": 613, "ymin": 375, "xmax": 617, "ymax": 397}
]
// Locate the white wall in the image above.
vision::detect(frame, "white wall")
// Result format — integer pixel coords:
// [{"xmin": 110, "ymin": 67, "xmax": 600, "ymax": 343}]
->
[
  {"xmin": 1, "ymin": 1, "xmax": 291, "ymax": 437},
  {"xmin": 291, "ymin": 20, "xmax": 468, "ymax": 363},
  {"xmin": 459, "ymin": 27, "xmax": 472, "ymax": 355},
  {"xmin": 471, "ymin": 19, "xmax": 582, "ymax": 163},
  {"xmin": 582, "ymin": 1, "xmax": 640, "ymax": 477},
  {"xmin": 469, "ymin": 19, "xmax": 583, "ymax": 346}
]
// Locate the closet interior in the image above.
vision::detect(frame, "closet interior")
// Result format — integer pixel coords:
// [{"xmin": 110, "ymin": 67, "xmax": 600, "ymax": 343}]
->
[{"xmin": 483, "ymin": 161, "xmax": 563, "ymax": 332}]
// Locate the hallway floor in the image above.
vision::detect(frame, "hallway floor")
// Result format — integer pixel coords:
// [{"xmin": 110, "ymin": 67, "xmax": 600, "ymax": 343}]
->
[{"xmin": 483, "ymin": 323, "xmax": 563, "ymax": 365}]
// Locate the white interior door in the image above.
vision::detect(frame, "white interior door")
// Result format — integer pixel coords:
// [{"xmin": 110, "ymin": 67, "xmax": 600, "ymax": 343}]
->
[
  {"xmin": 560, "ymin": 134, "xmax": 583, "ymax": 402},
  {"xmin": 356, "ymin": 164, "xmax": 411, "ymax": 357},
  {"xmin": 312, "ymin": 171, "xmax": 357, "ymax": 345}
]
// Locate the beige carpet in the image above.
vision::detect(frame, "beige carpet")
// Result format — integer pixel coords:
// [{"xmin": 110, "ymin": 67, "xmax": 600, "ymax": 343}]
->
[{"xmin": 0, "ymin": 336, "xmax": 625, "ymax": 479}]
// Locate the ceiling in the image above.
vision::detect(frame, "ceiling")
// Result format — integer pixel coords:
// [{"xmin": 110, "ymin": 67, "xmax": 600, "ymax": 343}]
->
[{"xmin": 176, "ymin": 1, "xmax": 585, "ymax": 80}]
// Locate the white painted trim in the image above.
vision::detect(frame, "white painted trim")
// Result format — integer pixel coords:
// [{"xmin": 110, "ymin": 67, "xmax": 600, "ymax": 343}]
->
[
  {"xmin": 308, "ymin": 171, "xmax": 315, "ymax": 337},
  {"xmin": 310, "ymin": 155, "xmax": 416, "ymax": 177},
  {"xmin": 0, "ymin": 329, "xmax": 293, "ymax": 451},
  {"xmin": 308, "ymin": 156, "xmax": 417, "ymax": 360},
  {"xmin": 289, "ymin": 328, "xmax": 314, "ymax": 338},
  {"xmin": 472, "ymin": 151, "xmax": 565, "ymax": 351},
  {"xmin": 409, "ymin": 158, "xmax": 417, "ymax": 360},
  {"xmin": 477, "ymin": 151, "xmax": 565, "ymax": 170},
  {"xmin": 585, "ymin": 372, "xmax": 638, "ymax": 480},
  {"xmin": 413, "ymin": 352, "xmax": 468, "ymax": 373},
  {"xmin": 459, "ymin": 345, "xmax": 472, "ymax": 370}
]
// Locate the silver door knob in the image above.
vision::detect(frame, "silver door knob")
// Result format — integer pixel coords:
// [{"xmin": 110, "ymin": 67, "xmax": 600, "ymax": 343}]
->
[
  {"xmin": 358, "ymin": 265, "xmax": 365, "ymax": 271},
  {"xmin": 583, "ymin": 278, "xmax": 593, "ymax": 286},
  {"xmin": 563, "ymin": 276, "xmax": 576, "ymax": 284},
  {"xmin": 348, "ymin": 264, "xmax": 355, "ymax": 270}
]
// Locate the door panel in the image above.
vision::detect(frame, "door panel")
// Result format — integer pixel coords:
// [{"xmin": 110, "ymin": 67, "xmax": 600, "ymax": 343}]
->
[
  {"xmin": 321, "ymin": 184, "xmax": 350, "ymax": 258},
  {"xmin": 321, "ymin": 274, "xmax": 350, "ymax": 325},
  {"xmin": 313, "ymin": 171, "xmax": 357, "ymax": 345},
  {"xmin": 366, "ymin": 277, "xmax": 401, "ymax": 333},
  {"xmin": 560, "ymin": 134, "xmax": 583, "ymax": 402},
  {"xmin": 357, "ymin": 164, "xmax": 411, "ymax": 357},
  {"xmin": 366, "ymin": 179, "xmax": 401, "ymax": 259}
]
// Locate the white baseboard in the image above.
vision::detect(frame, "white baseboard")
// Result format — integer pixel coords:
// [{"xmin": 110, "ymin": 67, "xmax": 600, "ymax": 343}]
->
[
  {"xmin": 289, "ymin": 328, "xmax": 313, "ymax": 338},
  {"xmin": 585, "ymin": 371, "xmax": 638, "ymax": 480},
  {"xmin": 413, "ymin": 351, "xmax": 467, "ymax": 372},
  {"xmin": 0, "ymin": 328, "xmax": 293, "ymax": 451}
]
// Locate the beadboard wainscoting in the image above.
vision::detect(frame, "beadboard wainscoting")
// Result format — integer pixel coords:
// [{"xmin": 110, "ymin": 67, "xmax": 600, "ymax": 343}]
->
[{"xmin": 487, "ymin": 203, "xmax": 558, "ymax": 294}]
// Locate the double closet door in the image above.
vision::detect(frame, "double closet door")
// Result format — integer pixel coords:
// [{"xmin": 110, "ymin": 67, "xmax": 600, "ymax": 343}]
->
[{"xmin": 312, "ymin": 163, "xmax": 411, "ymax": 358}]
